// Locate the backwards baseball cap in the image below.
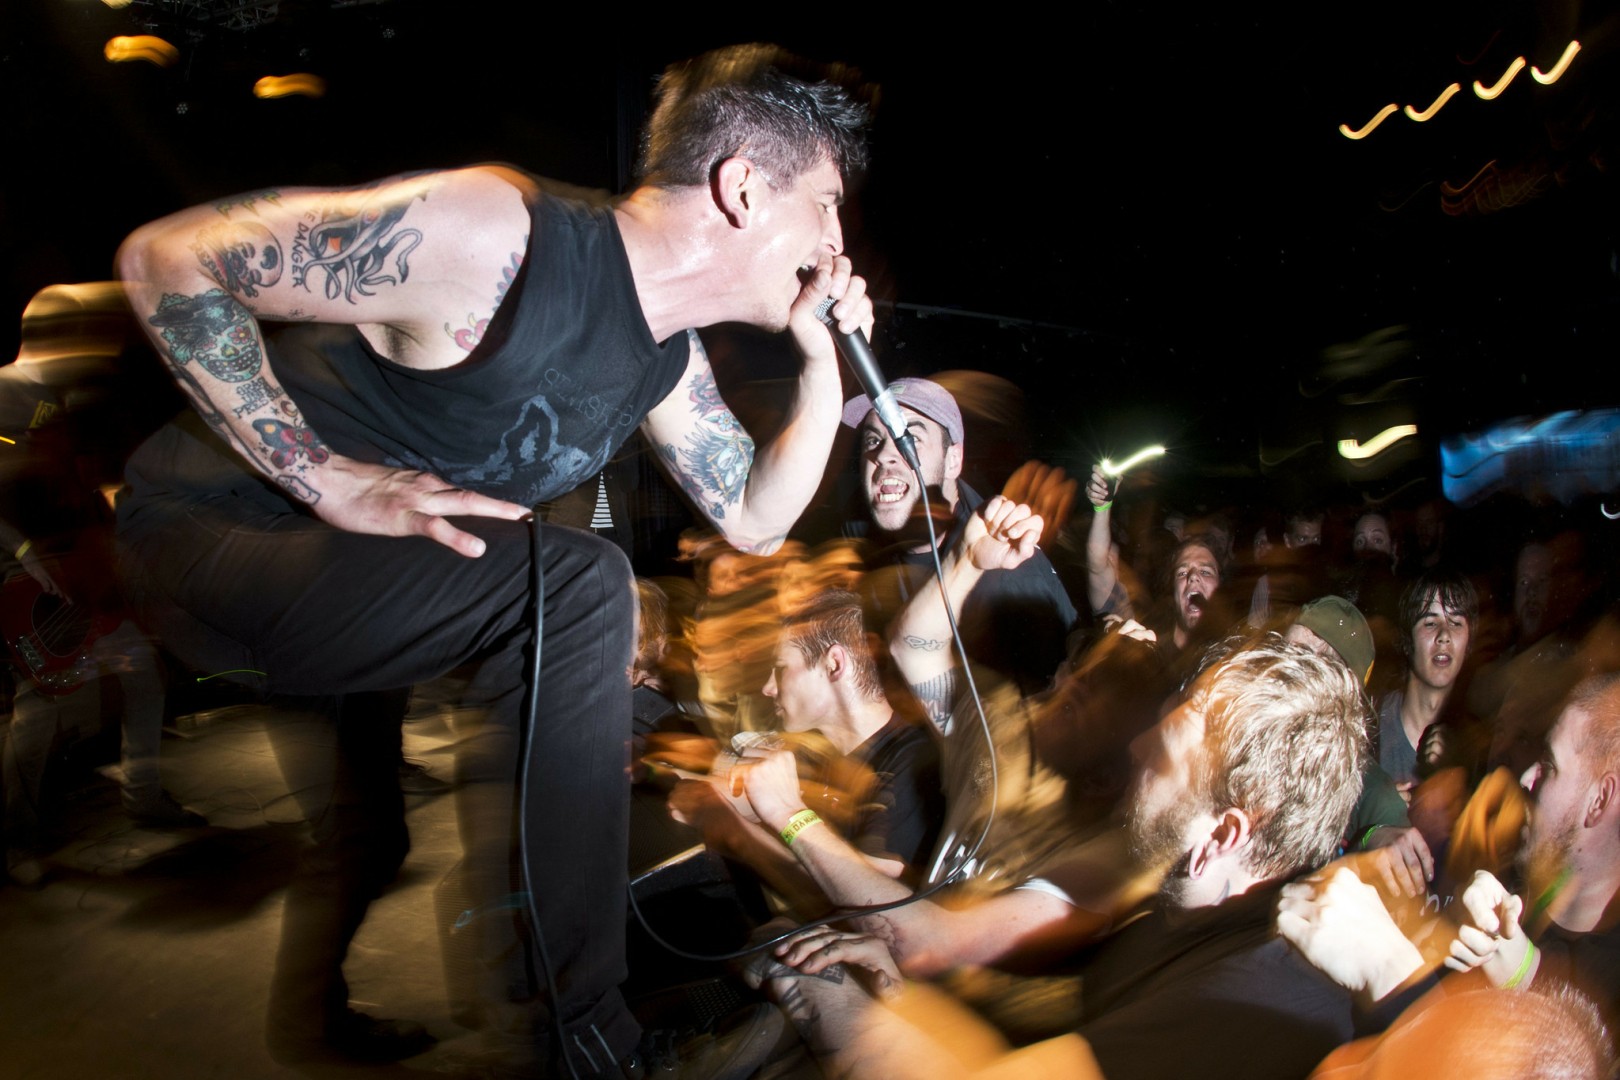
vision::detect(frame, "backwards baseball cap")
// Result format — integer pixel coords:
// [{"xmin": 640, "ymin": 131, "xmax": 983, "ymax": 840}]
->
[
  {"xmin": 1296, "ymin": 595, "xmax": 1375, "ymax": 685},
  {"xmin": 841, "ymin": 378, "xmax": 964, "ymax": 445}
]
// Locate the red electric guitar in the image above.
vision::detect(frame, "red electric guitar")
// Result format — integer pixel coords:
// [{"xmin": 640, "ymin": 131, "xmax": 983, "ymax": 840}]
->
[{"xmin": 1, "ymin": 557, "xmax": 116, "ymax": 696}]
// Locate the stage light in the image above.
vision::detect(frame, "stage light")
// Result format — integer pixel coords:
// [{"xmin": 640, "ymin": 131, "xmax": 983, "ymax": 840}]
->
[
  {"xmin": 104, "ymin": 36, "xmax": 178, "ymax": 66},
  {"xmin": 253, "ymin": 74, "xmax": 327, "ymax": 99}
]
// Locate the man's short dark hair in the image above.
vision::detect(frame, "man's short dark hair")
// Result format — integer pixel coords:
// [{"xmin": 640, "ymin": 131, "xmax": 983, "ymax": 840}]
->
[
  {"xmin": 1398, "ymin": 568, "xmax": 1479, "ymax": 657},
  {"xmin": 638, "ymin": 44, "xmax": 871, "ymax": 190},
  {"xmin": 1284, "ymin": 507, "xmax": 1323, "ymax": 535},
  {"xmin": 782, "ymin": 588, "xmax": 883, "ymax": 701}
]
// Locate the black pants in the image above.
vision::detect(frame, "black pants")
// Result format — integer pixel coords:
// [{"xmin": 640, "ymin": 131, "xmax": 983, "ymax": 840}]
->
[{"xmin": 118, "ymin": 493, "xmax": 639, "ymax": 1062}]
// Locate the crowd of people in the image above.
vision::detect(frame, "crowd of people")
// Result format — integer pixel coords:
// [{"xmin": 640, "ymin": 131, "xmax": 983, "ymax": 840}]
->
[{"xmin": 2, "ymin": 40, "xmax": 1617, "ymax": 1080}]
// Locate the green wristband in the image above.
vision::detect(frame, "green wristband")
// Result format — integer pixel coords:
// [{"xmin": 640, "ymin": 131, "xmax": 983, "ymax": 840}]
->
[
  {"xmin": 1503, "ymin": 939, "xmax": 1536, "ymax": 990},
  {"xmin": 780, "ymin": 809, "xmax": 823, "ymax": 846},
  {"xmin": 1359, "ymin": 824, "xmax": 1384, "ymax": 849},
  {"xmin": 1093, "ymin": 502, "xmax": 1112, "ymax": 513}
]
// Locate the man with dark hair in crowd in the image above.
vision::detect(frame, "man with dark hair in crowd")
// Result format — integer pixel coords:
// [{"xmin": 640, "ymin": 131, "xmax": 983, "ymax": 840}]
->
[
  {"xmin": 114, "ymin": 44, "xmax": 873, "ymax": 1073},
  {"xmin": 1083, "ymin": 465, "xmax": 1228, "ymax": 660},
  {"xmin": 670, "ymin": 588, "xmax": 943, "ymax": 910},
  {"xmin": 1380, "ymin": 570, "xmax": 1478, "ymax": 792},
  {"xmin": 748, "ymin": 636, "xmax": 1369, "ymax": 1080},
  {"xmin": 844, "ymin": 377, "xmax": 1076, "ymax": 694}
]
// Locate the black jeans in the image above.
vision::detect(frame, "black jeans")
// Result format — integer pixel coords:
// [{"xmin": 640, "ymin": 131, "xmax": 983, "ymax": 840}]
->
[{"xmin": 118, "ymin": 493, "xmax": 638, "ymax": 1062}]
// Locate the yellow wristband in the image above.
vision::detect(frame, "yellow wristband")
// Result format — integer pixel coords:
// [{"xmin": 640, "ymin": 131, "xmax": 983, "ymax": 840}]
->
[
  {"xmin": 780, "ymin": 809, "xmax": 823, "ymax": 846},
  {"xmin": 1503, "ymin": 939, "xmax": 1536, "ymax": 990},
  {"xmin": 14, "ymin": 539, "xmax": 31, "ymax": 560}
]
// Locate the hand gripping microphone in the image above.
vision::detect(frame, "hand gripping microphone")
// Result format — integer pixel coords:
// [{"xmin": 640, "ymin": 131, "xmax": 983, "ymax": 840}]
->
[{"xmin": 815, "ymin": 298, "xmax": 921, "ymax": 470}]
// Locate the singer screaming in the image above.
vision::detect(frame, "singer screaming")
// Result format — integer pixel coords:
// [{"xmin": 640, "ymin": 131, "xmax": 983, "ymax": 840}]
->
[{"xmin": 113, "ymin": 45, "xmax": 872, "ymax": 1073}]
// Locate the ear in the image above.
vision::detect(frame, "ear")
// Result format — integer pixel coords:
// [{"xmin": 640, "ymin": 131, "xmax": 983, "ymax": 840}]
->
[
  {"xmin": 821, "ymin": 643, "xmax": 849, "ymax": 684},
  {"xmin": 1187, "ymin": 807, "xmax": 1252, "ymax": 879},
  {"xmin": 943, "ymin": 441, "xmax": 964, "ymax": 482},
  {"xmin": 713, "ymin": 157, "xmax": 762, "ymax": 228},
  {"xmin": 1585, "ymin": 773, "xmax": 1616, "ymax": 829}
]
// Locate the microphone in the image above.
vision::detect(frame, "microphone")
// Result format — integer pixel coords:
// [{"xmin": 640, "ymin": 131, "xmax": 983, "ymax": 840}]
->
[{"xmin": 815, "ymin": 298, "xmax": 921, "ymax": 470}]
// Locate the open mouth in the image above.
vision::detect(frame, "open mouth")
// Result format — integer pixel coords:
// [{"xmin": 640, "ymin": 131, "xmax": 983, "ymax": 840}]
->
[{"xmin": 875, "ymin": 476, "xmax": 909, "ymax": 505}]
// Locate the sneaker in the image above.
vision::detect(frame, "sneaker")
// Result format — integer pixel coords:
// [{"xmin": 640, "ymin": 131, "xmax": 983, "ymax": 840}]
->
[{"xmin": 124, "ymin": 789, "xmax": 207, "ymax": 828}]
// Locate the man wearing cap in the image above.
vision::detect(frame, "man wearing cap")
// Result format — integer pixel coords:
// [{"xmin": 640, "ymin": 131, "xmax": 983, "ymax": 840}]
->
[
  {"xmin": 844, "ymin": 378, "xmax": 1077, "ymax": 695},
  {"xmin": 1289, "ymin": 596, "xmax": 1435, "ymax": 899}
]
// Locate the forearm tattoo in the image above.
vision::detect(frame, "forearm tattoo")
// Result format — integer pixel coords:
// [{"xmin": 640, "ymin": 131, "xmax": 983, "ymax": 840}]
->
[
  {"xmin": 146, "ymin": 289, "xmax": 267, "ymax": 465},
  {"xmin": 446, "ymin": 245, "xmax": 524, "ymax": 350},
  {"xmin": 147, "ymin": 289, "xmax": 324, "ymax": 495},
  {"xmin": 148, "ymin": 289, "xmax": 263, "ymax": 383},
  {"xmin": 290, "ymin": 188, "xmax": 424, "ymax": 303},
  {"xmin": 760, "ymin": 960, "xmax": 852, "ymax": 1060},
  {"xmin": 901, "ymin": 635, "xmax": 947, "ymax": 652},
  {"xmin": 253, "ymin": 401, "xmax": 329, "ymax": 471}
]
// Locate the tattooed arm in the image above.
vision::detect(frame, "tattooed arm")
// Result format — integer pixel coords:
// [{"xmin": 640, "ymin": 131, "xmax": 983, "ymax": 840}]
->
[
  {"xmin": 888, "ymin": 496, "xmax": 1046, "ymax": 717},
  {"xmin": 640, "ymin": 257, "xmax": 866, "ymax": 554},
  {"xmin": 117, "ymin": 167, "xmax": 534, "ymax": 555}
]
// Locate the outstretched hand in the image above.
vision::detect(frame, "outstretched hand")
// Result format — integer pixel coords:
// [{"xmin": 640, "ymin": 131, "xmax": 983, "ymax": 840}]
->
[
  {"xmin": 960, "ymin": 495, "xmax": 1044, "ymax": 573},
  {"xmin": 304, "ymin": 453, "xmax": 531, "ymax": 558}
]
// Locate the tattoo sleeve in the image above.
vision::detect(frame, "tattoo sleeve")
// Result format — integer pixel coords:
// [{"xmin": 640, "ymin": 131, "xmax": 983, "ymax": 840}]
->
[
  {"xmin": 661, "ymin": 352, "xmax": 757, "ymax": 523},
  {"xmin": 143, "ymin": 288, "xmax": 322, "ymax": 504}
]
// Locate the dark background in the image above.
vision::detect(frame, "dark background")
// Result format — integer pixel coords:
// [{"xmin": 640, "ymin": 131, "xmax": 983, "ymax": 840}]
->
[{"xmin": 5, "ymin": 0, "xmax": 1620, "ymax": 518}]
